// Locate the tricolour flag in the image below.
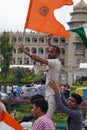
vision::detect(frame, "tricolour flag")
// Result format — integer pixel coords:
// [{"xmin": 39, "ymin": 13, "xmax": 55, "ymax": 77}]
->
[
  {"xmin": 0, "ymin": 111, "xmax": 23, "ymax": 130},
  {"xmin": 71, "ymin": 26, "xmax": 87, "ymax": 49},
  {"xmin": 25, "ymin": 0, "xmax": 73, "ymax": 38}
]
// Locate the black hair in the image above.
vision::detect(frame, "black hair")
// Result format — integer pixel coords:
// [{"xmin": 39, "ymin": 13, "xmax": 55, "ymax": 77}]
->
[
  {"xmin": 52, "ymin": 45, "xmax": 60, "ymax": 54},
  {"xmin": 30, "ymin": 94, "xmax": 44, "ymax": 103},
  {"xmin": 31, "ymin": 98, "xmax": 48, "ymax": 113},
  {"xmin": 71, "ymin": 93, "xmax": 82, "ymax": 104}
]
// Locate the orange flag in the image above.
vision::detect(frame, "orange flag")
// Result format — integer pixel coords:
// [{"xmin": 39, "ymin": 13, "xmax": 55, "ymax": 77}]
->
[
  {"xmin": 25, "ymin": 0, "xmax": 73, "ymax": 38},
  {"xmin": 0, "ymin": 111, "xmax": 23, "ymax": 130}
]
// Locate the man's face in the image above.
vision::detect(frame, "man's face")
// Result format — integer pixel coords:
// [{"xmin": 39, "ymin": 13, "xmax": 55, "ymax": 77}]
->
[
  {"xmin": 68, "ymin": 97, "xmax": 78, "ymax": 109},
  {"xmin": 48, "ymin": 47, "xmax": 58, "ymax": 59},
  {"xmin": 31, "ymin": 104, "xmax": 39, "ymax": 119}
]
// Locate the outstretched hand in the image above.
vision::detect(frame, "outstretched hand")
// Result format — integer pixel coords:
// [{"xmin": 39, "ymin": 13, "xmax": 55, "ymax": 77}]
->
[{"xmin": 47, "ymin": 34, "xmax": 53, "ymax": 47}]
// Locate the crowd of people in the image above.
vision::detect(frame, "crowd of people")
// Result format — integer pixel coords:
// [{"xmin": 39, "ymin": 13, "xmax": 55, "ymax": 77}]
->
[
  {"xmin": 18, "ymin": 36, "xmax": 83, "ymax": 130},
  {"xmin": 0, "ymin": 81, "xmax": 46, "ymax": 99},
  {"xmin": 0, "ymin": 36, "xmax": 83, "ymax": 130}
]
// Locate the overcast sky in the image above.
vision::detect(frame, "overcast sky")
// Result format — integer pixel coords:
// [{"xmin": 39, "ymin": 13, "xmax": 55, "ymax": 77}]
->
[{"xmin": 0, "ymin": 0, "xmax": 87, "ymax": 32}]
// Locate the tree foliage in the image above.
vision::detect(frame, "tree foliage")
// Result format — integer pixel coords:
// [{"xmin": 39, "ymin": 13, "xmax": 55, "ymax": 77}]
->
[
  {"xmin": 0, "ymin": 32, "xmax": 13, "ymax": 86},
  {"xmin": 21, "ymin": 73, "xmax": 41, "ymax": 83},
  {"xmin": 13, "ymin": 67, "xmax": 27, "ymax": 84}
]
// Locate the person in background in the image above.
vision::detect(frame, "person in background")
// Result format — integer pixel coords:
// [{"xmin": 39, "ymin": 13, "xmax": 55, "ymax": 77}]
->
[
  {"xmin": 12, "ymin": 83, "xmax": 17, "ymax": 98},
  {"xmin": 16, "ymin": 85, "xmax": 21, "ymax": 99},
  {"xmin": 64, "ymin": 83, "xmax": 70, "ymax": 99},
  {"xmin": 1, "ymin": 83, "xmax": 5, "ymax": 93},
  {"xmin": 19, "ymin": 35, "xmax": 61, "ymax": 118},
  {"xmin": 36, "ymin": 80, "xmax": 46, "ymax": 97},
  {"xmin": 6, "ymin": 84, "xmax": 12, "ymax": 97},
  {"xmin": 30, "ymin": 95, "xmax": 56, "ymax": 130},
  {"xmin": 49, "ymin": 80, "xmax": 83, "ymax": 130}
]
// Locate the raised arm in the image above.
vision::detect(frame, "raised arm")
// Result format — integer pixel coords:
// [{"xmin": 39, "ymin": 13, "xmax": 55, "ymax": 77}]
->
[
  {"xmin": 47, "ymin": 34, "xmax": 53, "ymax": 47},
  {"xmin": 49, "ymin": 80, "xmax": 60, "ymax": 94},
  {"xmin": 49, "ymin": 81, "xmax": 68, "ymax": 106},
  {"xmin": 49, "ymin": 81, "xmax": 78, "ymax": 115},
  {"xmin": 19, "ymin": 43, "xmax": 48, "ymax": 65}
]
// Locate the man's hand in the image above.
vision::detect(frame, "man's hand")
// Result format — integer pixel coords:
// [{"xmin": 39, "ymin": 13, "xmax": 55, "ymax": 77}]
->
[
  {"xmin": 49, "ymin": 80, "xmax": 60, "ymax": 94},
  {"xmin": 19, "ymin": 43, "xmax": 24, "ymax": 52},
  {"xmin": 47, "ymin": 34, "xmax": 53, "ymax": 47}
]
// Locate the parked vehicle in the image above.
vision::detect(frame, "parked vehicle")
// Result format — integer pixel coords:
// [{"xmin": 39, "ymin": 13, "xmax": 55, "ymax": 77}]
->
[{"xmin": 20, "ymin": 87, "xmax": 38, "ymax": 99}]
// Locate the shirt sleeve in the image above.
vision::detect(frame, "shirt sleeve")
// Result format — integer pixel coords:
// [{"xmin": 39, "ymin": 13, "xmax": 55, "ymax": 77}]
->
[
  {"xmin": 61, "ymin": 94, "xmax": 68, "ymax": 106},
  {"xmin": 30, "ymin": 118, "xmax": 43, "ymax": 130},
  {"xmin": 23, "ymin": 114, "xmax": 33, "ymax": 122}
]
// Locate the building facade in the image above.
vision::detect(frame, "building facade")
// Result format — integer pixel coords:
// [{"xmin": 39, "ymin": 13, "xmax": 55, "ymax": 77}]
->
[{"xmin": 0, "ymin": 0, "xmax": 87, "ymax": 85}]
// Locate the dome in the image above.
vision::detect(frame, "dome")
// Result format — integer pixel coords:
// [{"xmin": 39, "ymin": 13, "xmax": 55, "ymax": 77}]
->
[{"xmin": 74, "ymin": 0, "xmax": 87, "ymax": 11}]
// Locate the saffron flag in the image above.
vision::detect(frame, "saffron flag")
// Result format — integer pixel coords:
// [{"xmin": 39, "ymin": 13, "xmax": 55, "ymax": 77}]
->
[
  {"xmin": 25, "ymin": 0, "xmax": 73, "ymax": 38},
  {"xmin": 71, "ymin": 26, "xmax": 87, "ymax": 49},
  {"xmin": 0, "ymin": 111, "xmax": 23, "ymax": 130}
]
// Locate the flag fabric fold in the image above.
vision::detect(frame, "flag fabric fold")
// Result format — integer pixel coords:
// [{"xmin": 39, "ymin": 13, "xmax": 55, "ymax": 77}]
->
[
  {"xmin": 25, "ymin": 0, "xmax": 73, "ymax": 38},
  {"xmin": 0, "ymin": 111, "xmax": 23, "ymax": 130},
  {"xmin": 71, "ymin": 26, "xmax": 87, "ymax": 49}
]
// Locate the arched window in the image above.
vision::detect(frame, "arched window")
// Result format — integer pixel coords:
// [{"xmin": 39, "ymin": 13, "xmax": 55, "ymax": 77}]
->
[
  {"xmin": 38, "ymin": 47, "xmax": 44, "ymax": 57},
  {"xmin": 11, "ymin": 37, "xmax": 17, "ymax": 42},
  {"xmin": 25, "ymin": 37, "xmax": 30, "ymax": 43},
  {"xmin": 39, "ymin": 37, "xmax": 44, "ymax": 43},
  {"xmin": 60, "ymin": 37, "xmax": 66, "ymax": 43},
  {"xmin": 24, "ymin": 58, "xmax": 29, "ymax": 64},
  {"xmin": 18, "ymin": 37, "xmax": 23, "ymax": 43},
  {"xmin": 38, "ymin": 47, "xmax": 43, "ymax": 53},
  {"xmin": 53, "ymin": 37, "xmax": 58, "ymax": 43},
  {"xmin": 13, "ymin": 48, "xmax": 16, "ymax": 53},
  {"xmin": 31, "ymin": 47, "xmax": 37, "ymax": 53},
  {"xmin": 18, "ymin": 48, "xmax": 22, "ymax": 53},
  {"xmin": 31, "ymin": 59, "xmax": 36, "ymax": 65},
  {"xmin": 18, "ymin": 58, "xmax": 22, "ymax": 64},
  {"xmin": 25, "ymin": 47, "xmax": 30, "ymax": 52},
  {"xmin": 32, "ymin": 37, "xmax": 37, "ymax": 43}
]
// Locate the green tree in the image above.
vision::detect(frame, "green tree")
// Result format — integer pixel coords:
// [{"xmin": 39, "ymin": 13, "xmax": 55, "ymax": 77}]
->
[
  {"xmin": 21, "ymin": 73, "xmax": 41, "ymax": 83},
  {"xmin": 0, "ymin": 32, "xmax": 13, "ymax": 86},
  {"xmin": 13, "ymin": 67, "xmax": 27, "ymax": 84}
]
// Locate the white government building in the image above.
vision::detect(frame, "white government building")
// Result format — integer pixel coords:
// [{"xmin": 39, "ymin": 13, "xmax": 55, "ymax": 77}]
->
[{"xmin": 0, "ymin": 0, "xmax": 87, "ymax": 85}]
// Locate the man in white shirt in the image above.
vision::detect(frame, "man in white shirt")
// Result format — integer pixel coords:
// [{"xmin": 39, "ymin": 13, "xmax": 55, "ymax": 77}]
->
[{"xmin": 19, "ymin": 37, "xmax": 61, "ymax": 118}]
